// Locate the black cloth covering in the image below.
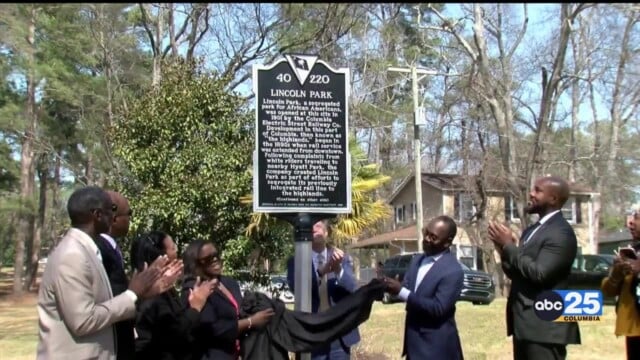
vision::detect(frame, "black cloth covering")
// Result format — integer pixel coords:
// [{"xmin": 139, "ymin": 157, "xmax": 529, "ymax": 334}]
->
[{"xmin": 240, "ymin": 279, "xmax": 385, "ymax": 360}]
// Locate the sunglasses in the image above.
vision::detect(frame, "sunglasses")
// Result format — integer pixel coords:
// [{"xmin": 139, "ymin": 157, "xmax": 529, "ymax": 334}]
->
[{"xmin": 198, "ymin": 253, "xmax": 221, "ymax": 265}]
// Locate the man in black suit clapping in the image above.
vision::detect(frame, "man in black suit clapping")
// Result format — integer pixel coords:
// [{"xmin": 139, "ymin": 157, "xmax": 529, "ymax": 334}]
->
[
  {"xmin": 488, "ymin": 176, "xmax": 581, "ymax": 360},
  {"xmin": 97, "ymin": 190, "xmax": 136, "ymax": 359}
]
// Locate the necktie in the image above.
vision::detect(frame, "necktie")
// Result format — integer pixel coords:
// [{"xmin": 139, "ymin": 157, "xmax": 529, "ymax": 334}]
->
[
  {"xmin": 114, "ymin": 243, "xmax": 124, "ymax": 268},
  {"xmin": 522, "ymin": 221, "xmax": 542, "ymax": 245},
  {"xmin": 317, "ymin": 253, "xmax": 330, "ymax": 312}
]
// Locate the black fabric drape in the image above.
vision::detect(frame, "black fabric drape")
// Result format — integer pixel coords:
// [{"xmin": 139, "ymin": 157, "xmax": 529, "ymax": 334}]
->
[{"xmin": 239, "ymin": 279, "xmax": 385, "ymax": 360}]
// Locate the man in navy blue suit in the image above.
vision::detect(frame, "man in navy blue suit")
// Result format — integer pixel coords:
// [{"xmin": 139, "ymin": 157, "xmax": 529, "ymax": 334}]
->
[
  {"xmin": 287, "ymin": 219, "xmax": 359, "ymax": 360},
  {"xmin": 383, "ymin": 215, "xmax": 464, "ymax": 360}
]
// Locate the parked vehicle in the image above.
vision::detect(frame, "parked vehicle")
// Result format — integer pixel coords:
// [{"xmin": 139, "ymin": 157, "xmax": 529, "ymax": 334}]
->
[
  {"xmin": 237, "ymin": 272, "xmax": 295, "ymax": 304},
  {"xmin": 380, "ymin": 253, "xmax": 495, "ymax": 305},
  {"xmin": 568, "ymin": 254, "xmax": 616, "ymax": 304}
]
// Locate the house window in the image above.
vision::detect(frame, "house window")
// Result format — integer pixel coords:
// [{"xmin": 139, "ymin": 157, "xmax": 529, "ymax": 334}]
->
[
  {"xmin": 561, "ymin": 197, "xmax": 582, "ymax": 224},
  {"xmin": 504, "ymin": 196, "xmax": 521, "ymax": 222},
  {"xmin": 459, "ymin": 245, "xmax": 476, "ymax": 270},
  {"xmin": 454, "ymin": 193, "xmax": 475, "ymax": 222},
  {"xmin": 395, "ymin": 205, "xmax": 406, "ymax": 224},
  {"xmin": 411, "ymin": 202, "xmax": 417, "ymax": 220}
]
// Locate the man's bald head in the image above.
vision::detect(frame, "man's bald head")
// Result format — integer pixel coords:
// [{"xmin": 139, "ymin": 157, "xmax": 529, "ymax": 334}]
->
[
  {"xmin": 541, "ymin": 176, "xmax": 570, "ymax": 208},
  {"xmin": 527, "ymin": 175, "xmax": 572, "ymax": 215},
  {"xmin": 106, "ymin": 190, "xmax": 132, "ymax": 238}
]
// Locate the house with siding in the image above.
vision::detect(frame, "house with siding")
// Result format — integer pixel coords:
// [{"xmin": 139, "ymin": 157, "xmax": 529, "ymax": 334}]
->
[{"xmin": 348, "ymin": 172, "xmax": 600, "ymax": 278}]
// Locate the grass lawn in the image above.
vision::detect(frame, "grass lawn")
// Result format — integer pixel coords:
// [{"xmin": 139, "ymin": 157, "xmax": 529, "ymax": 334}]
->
[
  {"xmin": 0, "ymin": 293, "xmax": 627, "ymax": 360},
  {"xmin": 353, "ymin": 300, "xmax": 626, "ymax": 360}
]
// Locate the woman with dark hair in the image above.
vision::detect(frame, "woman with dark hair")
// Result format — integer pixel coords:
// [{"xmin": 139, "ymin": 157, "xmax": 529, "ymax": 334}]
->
[
  {"xmin": 132, "ymin": 231, "xmax": 218, "ymax": 360},
  {"xmin": 182, "ymin": 240, "xmax": 274, "ymax": 360}
]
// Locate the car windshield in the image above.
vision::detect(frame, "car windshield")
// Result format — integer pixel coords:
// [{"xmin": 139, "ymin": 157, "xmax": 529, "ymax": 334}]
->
[
  {"xmin": 600, "ymin": 255, "xmax": 615, "ymax": 265},
  {"xmin": 458, "ymin": 261, "xmax": 470, "ymax": 271}
]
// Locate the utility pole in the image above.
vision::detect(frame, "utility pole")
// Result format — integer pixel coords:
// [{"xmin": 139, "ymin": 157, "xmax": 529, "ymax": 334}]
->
[{"xmin": 388, "ymin": 65, "xmax": 436, "ymax": 249}]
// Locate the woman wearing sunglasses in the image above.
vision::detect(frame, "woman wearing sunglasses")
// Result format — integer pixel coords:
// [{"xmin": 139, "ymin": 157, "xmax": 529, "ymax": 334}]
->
[
  {"xmin": 182, "ymin": 240, "xmax": 274, "ymax": 360},
  {"xmin": 132, "ymin": 231, "xmax": 218, "ymax": 360}
]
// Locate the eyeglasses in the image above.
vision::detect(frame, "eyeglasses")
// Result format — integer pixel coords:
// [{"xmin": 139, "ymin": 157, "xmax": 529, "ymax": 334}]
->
[
  {"xmin": 198, "ymin": 253, "xmax": 221, "ymax": 265},
  {"xmin": 115, "ymin": 208, "xmax": 133, "ymax": 218},
  {"xmin": 91, "ymin": 204, "xmax": 117, "ymax": 216}
]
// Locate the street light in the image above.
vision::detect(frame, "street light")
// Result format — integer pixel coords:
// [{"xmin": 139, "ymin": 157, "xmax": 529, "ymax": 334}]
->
[{"xmin": 387, "ymin": 65, "xmax": 437, "ymax": 249}]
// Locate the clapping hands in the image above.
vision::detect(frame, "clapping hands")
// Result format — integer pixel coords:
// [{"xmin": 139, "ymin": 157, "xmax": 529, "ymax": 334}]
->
[
  {"xmin": 128, "ymin": 256, "xmax": 184, "ymax": 299},
  {"xmin": 487, "ymin": 222, "xmax": 517, "ymax": 252}
]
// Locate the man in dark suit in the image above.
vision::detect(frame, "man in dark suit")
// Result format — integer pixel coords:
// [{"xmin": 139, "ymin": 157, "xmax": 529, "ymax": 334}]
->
[
  {"xmin": 488, "ymin": 175, "xmax": 581, "ymax": 360},
  {"xmin": 97, "ymin": 190, "xmax": 135, "ymax": 359},
  {"xmin": 287, "ymin": 219, "xmax": 359, "ymax": 360},
  {"xmin": 383, "ymin": 215, "xmax": 464, "ymax": 360}
]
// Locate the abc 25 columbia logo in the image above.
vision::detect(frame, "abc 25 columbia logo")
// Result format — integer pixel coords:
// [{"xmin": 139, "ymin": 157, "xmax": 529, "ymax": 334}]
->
[{"xmin": 534, "ymin": 290, "xmax": 603, "ymax": 322}]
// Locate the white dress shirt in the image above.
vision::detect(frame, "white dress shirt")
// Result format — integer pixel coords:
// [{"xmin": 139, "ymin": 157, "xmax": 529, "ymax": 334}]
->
[
  {"xmin": 100, "ymin": 233, "xmax": 118, "ymax": 250},
  {"xmin": 398, "ymin": 251, "xmax": 446, "ymax": 301},
  {"xmin": 524, "ymin": 210, "xmax": 560, "ymax": 244}
]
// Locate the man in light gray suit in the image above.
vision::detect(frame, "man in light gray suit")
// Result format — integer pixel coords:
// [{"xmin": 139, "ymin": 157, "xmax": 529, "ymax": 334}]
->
[{"xmin": 36, "ymin": 186, "xmax": 178, "ymax": 359}]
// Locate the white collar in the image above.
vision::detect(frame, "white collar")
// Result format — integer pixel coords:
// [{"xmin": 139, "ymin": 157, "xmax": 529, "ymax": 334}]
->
[
  {"xmin": 424, "ymin": 249, "xmax": 447, "ymax": 263},
  {"xmin": 538, "ymin": 210, "xmax": 561, "ymax": 225},
  {"xmin": 313, "ymin": 247, "xmax": 328, "ymax": 260},
  {"xmin": 100, "ymin": 233, "xmax": 118, "ymax": 250}
]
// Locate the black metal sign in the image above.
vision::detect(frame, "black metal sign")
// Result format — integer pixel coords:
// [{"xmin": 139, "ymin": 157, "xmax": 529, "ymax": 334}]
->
[{"xmin": 253, "ymin": 55, "xmax": 351, "ymax": 213}]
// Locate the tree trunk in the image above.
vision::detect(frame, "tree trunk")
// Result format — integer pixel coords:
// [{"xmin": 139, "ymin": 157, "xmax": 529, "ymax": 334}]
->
[
  {"xmin": 24, "ymin": 157, "xmax": 47, "ymax": 291},
  {"xmin": 168, "ymin": 3, "xmax": 178, "ymax": 57},
  {"xmin": 152, "ymin": 4, "xmax": 164, "ymax": 87},
  {"xmin": 186, "ymin": 5, "xmax": 208, "ymax": 61},
  {"xmin": 13, "ymin": 6, "xmax": 38, "ymax": 295},
  {"xmin": 50, "ymin": 150, "xmax": 61, "ymax": 248}
]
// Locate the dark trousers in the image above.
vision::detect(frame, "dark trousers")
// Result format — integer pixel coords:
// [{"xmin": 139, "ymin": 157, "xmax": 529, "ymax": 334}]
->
[
  {"xmin": 626, "ymin": 336, "xmax": 640, "ymax": 360},
  {"xmin": 513, "ymin": 339, "xmax": 567, "ymax": 360},
  {"xmin": 310, "ymin": 339, "xmax": 350, "ymax": 360}
]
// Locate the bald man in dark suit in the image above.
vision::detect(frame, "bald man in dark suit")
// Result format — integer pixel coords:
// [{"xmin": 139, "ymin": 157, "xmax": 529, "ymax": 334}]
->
[{"xmin": 489, "ymin": 176, "xmax": 581, "ymax": 360}]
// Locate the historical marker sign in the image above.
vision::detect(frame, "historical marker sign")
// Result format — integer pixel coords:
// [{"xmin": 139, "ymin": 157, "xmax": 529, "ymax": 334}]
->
[{"xmin": 253, "ymin": 55, "xmax": 351, "ymax": 213}]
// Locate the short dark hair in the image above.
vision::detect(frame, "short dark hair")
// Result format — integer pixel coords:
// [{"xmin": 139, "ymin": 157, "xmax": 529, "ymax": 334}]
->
[
  {"xmin": 430, "ymin": 215, "xmax": 457, "ymax": 240},
  {"xmin": 130, "ymin": 230, "xmax": 169, "ymax": 272},
  {"xmin": 67, "ymin": 186, "xmax": 108, "ymax": 227},
  {"xmin": 183, "ymin": 240, "xmax": 210, "ymax": 277}
]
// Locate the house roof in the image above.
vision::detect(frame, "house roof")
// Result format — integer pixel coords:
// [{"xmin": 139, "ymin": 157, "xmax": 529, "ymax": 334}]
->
[
  {"xmin": 387, "ymin": 172, "xmax": 597, "ymax": 203},
  {"xmin": 347, "ymin": 225, "xmax": 418, "ymax": 249}
]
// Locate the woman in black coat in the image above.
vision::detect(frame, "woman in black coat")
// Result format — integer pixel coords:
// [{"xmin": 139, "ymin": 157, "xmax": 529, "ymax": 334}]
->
[
  {"xmin": 181, "ymin": 240, "xmax": 274, "ymax": 360},
  {"xmin": 132, "ymin": 231, "xmax": 217, "ymax": 360}
]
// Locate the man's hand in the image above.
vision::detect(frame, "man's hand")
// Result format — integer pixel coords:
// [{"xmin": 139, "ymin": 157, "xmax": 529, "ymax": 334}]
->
[
  {"xmin": 322, "ymin": 247, "xmax": 345, "ymax": 275},
  {"xmin": 383, "ymin": 275, "xmax": 402, "ymax": 295},
  {"xmin": 488, "ymin": 222, "xmax": 516, "ymax": 251},
  {"xmin": 128, "ymin": 257, "xmax": 165, "ymax": 298},
  {"xmin": 145, "ymin": 259, "xmax": 184, "ymax": 298}
]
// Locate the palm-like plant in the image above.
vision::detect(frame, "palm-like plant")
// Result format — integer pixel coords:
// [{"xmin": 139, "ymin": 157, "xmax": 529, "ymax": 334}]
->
[{"xmin": 240, "ymin": 137, "xmax": 391, "ymax": 247}]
